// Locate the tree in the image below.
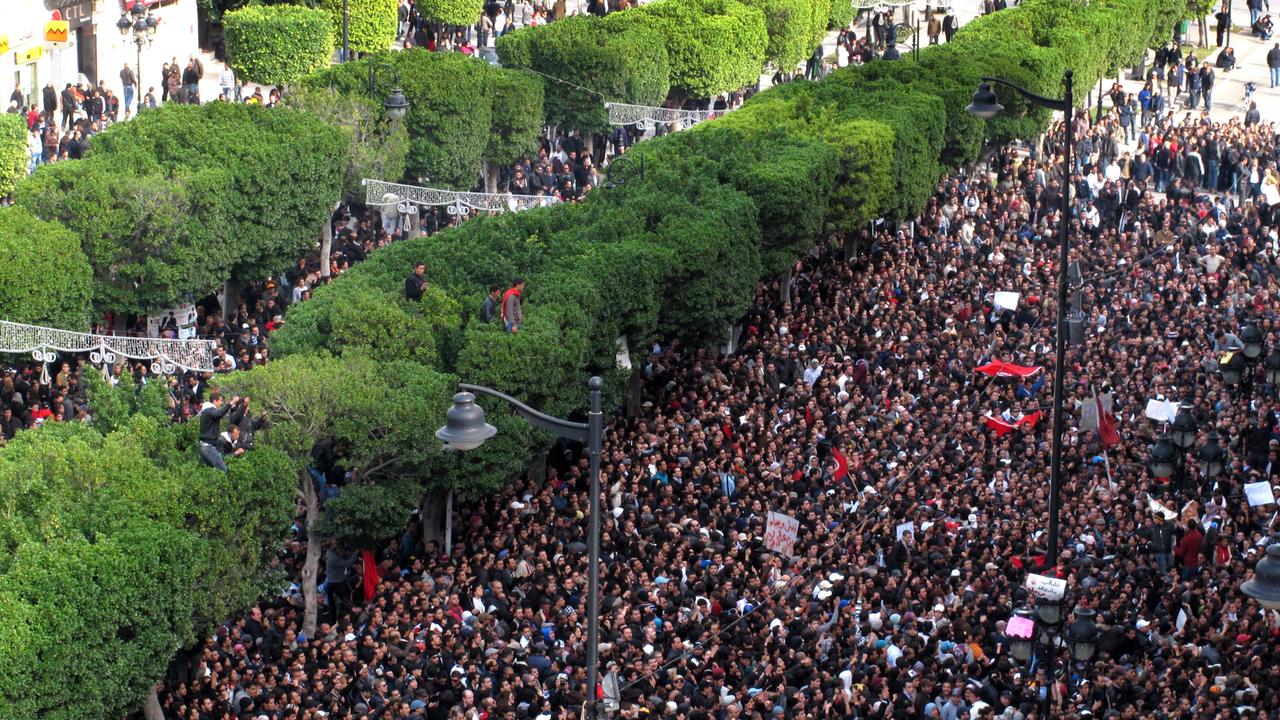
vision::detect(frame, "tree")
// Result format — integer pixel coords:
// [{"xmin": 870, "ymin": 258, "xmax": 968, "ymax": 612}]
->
[
  {"xmin": 497, "ymin": 18, "xmax": 670, "ymax": 136},
  {"xmin": 321, "ymin": 0, "xmax": 398, "ymax": 53},
  {"xmin": 305, "ymin": 50, "xmax": 496, "ymax": 189},
  {"xmin": 16, "ymin": 103, "xmax": 347, "ymax": 314},
  {"xmin": 0, "ymin": 114, "xmax": 26, "ymax": 199},
  {"xmin": 742, "ymin": 0, "xmax": 832, "ymax": 72},
  {"xmin": 223, "ymin": 5, "xmax": 333, "ymax": 86},
  {"xmin": 221, "ymin": 352, "xmax": 476, "ymax": 636},
  {"xmin": 0, "ymin": 415, "xmax": 293, "ymax": 720},
  {"xmin": 484, "ymin": 69, "xmax": 544, "ymax": 192},
  {"xmin": 417, "ymin": 0, "xmax": 484, "ymax": 25},
  {"xmin": 0, "ymin": 206, "xmax": 93, "ymax": 329},
  {"xmin": 618, "ymin": 0, "xmax": 768, "ymax": 100}
]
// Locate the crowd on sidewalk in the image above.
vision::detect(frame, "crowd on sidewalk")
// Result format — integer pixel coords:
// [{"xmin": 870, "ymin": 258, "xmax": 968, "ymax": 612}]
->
[{"xmin": 146, "ymin": 100, "xmax": 1280, "ymax": 720}]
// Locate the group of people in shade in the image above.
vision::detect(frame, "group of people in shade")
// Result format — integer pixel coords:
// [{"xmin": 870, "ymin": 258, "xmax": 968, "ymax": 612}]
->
[{"xmin": 143, "ymin": 93, "xmax": 1280, "ymax": 720}]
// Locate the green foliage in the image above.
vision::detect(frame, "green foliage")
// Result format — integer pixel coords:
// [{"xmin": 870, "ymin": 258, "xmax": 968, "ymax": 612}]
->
[
  {"xmin": 16, "ymin": 103, "xmax": 347, "ymax": 314},
  {"xmin": 0, "ymin": 206, "xmax": 93, "ymax": 329},
  {"xmin": 417, "ymin": 0, "xmax": 485, "ymax": 25},
  {"xmin": 284, "ymin": 85, "xmax": 409, "ymax": 201},
  {"xmin": 0, "ymin": 114, "xmax": 26, "ymax": 199},
  {"xmin": 742, "ymin": 0, "xmax": 831, "ymax": 71},
  {"xmin": 622, "ymin": 0, "xmax": 769, "ymax": 99},
  {"xmin": 827, "ymin": 0, "xmax": 855, "ymax": 29},
  {"xmin": 316, "ymin": 476, "xmax": 422, "ymax": 547},
  {"xmin": 0, "ymin": 416, "xmax": 293, "ymax": 720},
  {"xmin": 485, "ymin": 69, "xmax": 546, "ymax": 166},
  {"xmin": 223, "ymin": 5, "xmax": 333, "ymax": 86},
  {"xmin": 321, "ymin": 0, "xmax": 398, "ymax": 53},
  {"xmin": 497, "ymin": 18, "xmax": 670, "ymax": 135},
  {"xmin": 306, "ymin": 50, "xmax": 533, "ymax": 189}
]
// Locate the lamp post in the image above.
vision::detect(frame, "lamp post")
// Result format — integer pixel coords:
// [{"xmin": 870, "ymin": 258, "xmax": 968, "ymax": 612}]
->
[
  {"xmin": 1147, "ymin": 406, "xmax": 1226, "ymax": 498},
  {"xmin": 117, "ymin": 1, "xmax": 158, "ymax": 101},
  {"xmin": 1242, "ymin": 542, "xmax": 1280, "ymax": 610},
  {"xmin": 437, "ymin": 377, "xmax": 605, "ymax": 720},
  {"xmin": 367, "ymin": 62, "xmax": 410, "ymax": 121},
  {"xmin": 968, "ymin": 69, "xmax": 1074, "ymax": 568},
  {"xmin": 1221, "ymin": 320, "xmax": 1266, "ymax": 406},
  {"xmin": 880, "ymin": 22, "xmax": 919, "ymax": 61},
  {"xmin": 1006, "ymin": 597, "xmax": 1098, "ymax": 717}
]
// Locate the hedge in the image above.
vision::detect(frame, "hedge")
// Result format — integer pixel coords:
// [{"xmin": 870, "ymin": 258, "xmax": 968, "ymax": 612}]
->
[
  {"xmin": 417, "ymin": 0, "xmax": 485, "ymax": 25},
  {"xmin": 616, "ymin": 0, "xmax": 769, "ymax": 100},
  {"xmin": 223, "ymin": 5, "xmax": 333, "ymax": 86},
  {"xmin": 743, "ymin": 0, "xmax": 831, "ymax": 72},
  {"xmin": 827, "ymin": 0, "xmax": 855, "ymax": 29},
  {"xmin": 16, "ymin": 103, "xmax": 347, "ymax": 314},
  {"xmin": 321, "ymin": 0, "xmax": 398, "ymax": 54},
  {"xmin": 0, "ymin": 114, "xmax": 27, "ymax": 199},
  {"xmin": 303, "ymin": 49, "xmax": 543, "ymax": 189},
  {"xmin": 0, "ymin": 207, "xmax": 93, "ymax": 329},
  {"xmin": 496, "ymin": 17, "xmax": 670, "ymax": 135}
]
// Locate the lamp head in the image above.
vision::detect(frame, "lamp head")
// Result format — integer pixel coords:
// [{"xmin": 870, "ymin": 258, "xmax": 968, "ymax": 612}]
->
[
  {"xmin": 1197, "ymin": 431, "xmax": 1226, "ymax": 479},
  {"xmin": 1148, "ymin": 434, "xmax": 1177, "ymax": 480},
  {"xmin": 1241, "ymin": 323, "xmax": 1265, "ymax": 360},
  {"xmin": 966, "ymin": 82, "xmax": 1004, "ymax": 119},
  {"xmin": 1171, "ymin": 406, "xmax": 1199, "ymax": 450},
  {"xmin": 130, "ymin": 0, "xmax": 147, "ymax": 21},
  {"xmin": 384, "ymin": 87, "xmax": 410, "ymax": 122},
  {"xmin": 1241, "ymin": 543, "xmax": 1280, "ymax": 610},
  {"xmin": 436, "ymin": 391, "xmax": 496, "ymax": 451},
  {"xmin": 117, "ymin": 13, "xmax": 132, "ymax": 35}
]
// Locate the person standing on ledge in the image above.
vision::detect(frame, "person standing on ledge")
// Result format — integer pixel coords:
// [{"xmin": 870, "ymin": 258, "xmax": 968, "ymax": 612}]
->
[{"xmin": 502, "ymin": 278, "xmax": 525, "ymax": 333}]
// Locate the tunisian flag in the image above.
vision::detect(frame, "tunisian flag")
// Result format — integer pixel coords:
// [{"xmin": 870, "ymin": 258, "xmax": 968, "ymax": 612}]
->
[
  {"xmin": 361, "ymin": 550, "xmax": 379, "ymax": 603},
  {"xmin": 1096, "ymin": 396, "xmax": 1121, "ymax": 449},
  {"xmin": 984, "ymin": 411, "xmax": 1043, "ymax": 437},
  {"xmin": 832, "ymin": 447, "xmax": 850, "ymax": 481},
  {"xmin": 975, "ymin": 360, "xmax": 1045, "ymax": 378}
]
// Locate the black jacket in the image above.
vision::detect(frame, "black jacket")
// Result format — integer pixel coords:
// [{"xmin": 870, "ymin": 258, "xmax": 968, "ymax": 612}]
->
[{"xmin": 198, "ymin": 402, "xmax": 230, "ymax": 444}]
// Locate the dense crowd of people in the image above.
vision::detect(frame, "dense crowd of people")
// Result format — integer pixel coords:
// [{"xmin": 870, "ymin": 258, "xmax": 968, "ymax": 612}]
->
[{"xmin": 139, "ymin": 97, "xmax": 1280, "ymax": 720}]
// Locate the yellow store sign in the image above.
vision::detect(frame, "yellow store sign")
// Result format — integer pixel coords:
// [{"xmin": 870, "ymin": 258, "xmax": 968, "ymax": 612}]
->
[
  {"xmin": 15, "ymin": 46, "xmax": 43, "ymax": 65},
  {"xmin": 0, "ymin": 35, "xmax": 9, "ymax": 55},
  {"xmin": 44, "ymin": 21, "xmax": 69, "ymax": 45}
]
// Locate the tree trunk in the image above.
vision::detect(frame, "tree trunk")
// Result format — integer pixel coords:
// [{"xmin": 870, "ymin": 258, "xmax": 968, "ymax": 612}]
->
[
  {"xmin": 142, "ymin": 686, "xmax": 163, "ymax": 720},
  {"xmin": 301, "ymin": 475, "xmax": 321, "ymax": 639},
  {"xmin": 626, "ymin": 370, "xmax": 643, "ymax": 418},
  {"xmin": 320, "ymin": 200, "xmax": 339, "ymax": 279},
  {"xmin": 222, "ymin": 277, "xmax": 240, "ymax": 323},
  {"xmin": 419, "ymin": 486, "xmax": 449, "ymax": 555},
  {"xmin": 779, "ymin": 265, "xmax": 794, "ymax": 308},
  {"xmin": 484, "ymin": 161, "xmax": 500, "ymax": 194}
]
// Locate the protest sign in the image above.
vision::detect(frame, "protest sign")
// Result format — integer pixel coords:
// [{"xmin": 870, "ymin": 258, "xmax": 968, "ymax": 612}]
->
[
  {"xmin": 895, "ymin": 521, "xmax": 915, "ymax": 541},
  {"xmin": 1025, "ymin": 573, "xmax": 1067, "ymax": 601},
  {"xmin": 765, "ymin": 511, "xmax": 800, "ymax": 558},
  {"xmin": 1244, "ymin": 481, "xmax": 1276, "ymax": 507}
]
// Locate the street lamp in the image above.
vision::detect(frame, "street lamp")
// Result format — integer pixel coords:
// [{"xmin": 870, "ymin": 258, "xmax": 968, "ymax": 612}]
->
[
  {"xmin": 1006, "ymin": 597, "xmax": 1097, "ymax": 715},
  {"xmin": 1241, "ymin": 543, "xmax": 1280, "ymax": 610},
  {"xmin": 880, "ymin": 22, "xmax": 919, "ymax": 61},
  {"xmin": 1148, "ymin": 406, "xmax": 1222, "ymax": 497},
  {"xmin": 118, "ymin": 1, "xmax": 157, "ymax": 102},
  {"xmin": 1222, "ymin": 321, "xmax": 1267, "ymax": 405},
  {"xmin": 367, "ymin": 62, "xmax": 410, "ymax": 121},
  {"xmin": 968, "ymin": 69, "xmax": 1074, "ymax": 567},
  {"xmin": 437, "ymin": 377, "xmax": 606, "ymax": 720}
]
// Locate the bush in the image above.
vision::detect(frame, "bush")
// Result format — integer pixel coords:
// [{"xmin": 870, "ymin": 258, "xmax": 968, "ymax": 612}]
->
[
  {"xmin": 743, "ymin": 0, "xmax": 831, "ymax": 72},
  {"xmin": 305, "ymin": 50, "xmax": 496, "ymax": 189},
  {"xmin": 223, "ymin": 5, "xmax": 333, "ymax": 86},
  {"xmin": 0, "ymin": 207, "xmax": 93, "ymax": 330},
  {"xmin": 417, "ymin": 0, "xmax": 485, "ymax": 25},
  {"xmin": 321, "ymin": 0, "xmax": 398, "ymax": 53},
  {"xmin": 497, "ymin": 18, "xmax": 669, "ymax": 135},
  {"xmin": 622, "ymin": 0, "xmax": 769, "ymax": 99},
  {"xmin": 17, "ymin": 103, "xmax": 347, "ymax": 314},
  {"xmin": 485, "ymin": 69, "xmax": 545, "ymax": 167},
  {"xmin": 827, "ymin": 0, "xmax": 855, "ymax": 29},
  {"xmin": 0, "ymin": 114, "xmax": 26, "ymax": 199}
]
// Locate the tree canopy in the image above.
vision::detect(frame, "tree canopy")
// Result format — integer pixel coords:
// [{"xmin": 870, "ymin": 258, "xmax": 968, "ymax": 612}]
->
[{"xmin": 0, "ymin": 206, "xmax": 94, "ymax": 329}]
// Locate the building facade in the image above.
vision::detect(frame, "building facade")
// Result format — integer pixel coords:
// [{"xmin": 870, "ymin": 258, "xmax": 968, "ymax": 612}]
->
[{"xmin": 2, "ymin": 0, "xmax": 200, "ymax": 110}]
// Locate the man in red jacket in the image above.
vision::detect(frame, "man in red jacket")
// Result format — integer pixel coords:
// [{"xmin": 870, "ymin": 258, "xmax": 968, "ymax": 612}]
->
[{"xmin": 1174, "ymin": 519, "xmax": 1204, "ymax": 581}]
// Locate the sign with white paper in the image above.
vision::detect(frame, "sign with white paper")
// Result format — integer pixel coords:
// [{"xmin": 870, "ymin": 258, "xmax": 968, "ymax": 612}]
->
[
  {"xmin": 895, "ymin": 521, "xmax": 916, "ymax": 541},
  {"xmin": 1144, "ymin": 398, "xmax": 1179, "ymax": 423},
  {"xmin": 994, "ymin": 291, "xmax": 1021, "ymax": 311},
  {"xmin": 764, "ymin": 511, "xmax": 800, "ymax": 558},
  {"xmin": 1244, "ymin": 481, "xmax": 1277, "ymax": 507},
  {"xmin": 1025, "ymin": 573, "xmax": 1067, "ymax": 601}
]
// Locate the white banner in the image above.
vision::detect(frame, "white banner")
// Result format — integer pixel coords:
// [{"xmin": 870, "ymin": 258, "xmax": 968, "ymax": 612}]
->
[{"xmin": 1025, "ymin": 572, "xmax": 1067, "ymax": 601}]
